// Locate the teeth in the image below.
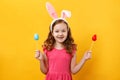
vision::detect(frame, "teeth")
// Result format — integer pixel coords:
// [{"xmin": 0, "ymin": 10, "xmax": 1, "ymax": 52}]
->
[
  {"xmin": 58, "ymin": 37, "xmax": 63, "ymax": 38},
  {"xmin": 57, "ymin": 37, "xmax": 64, "ymax": 39}
]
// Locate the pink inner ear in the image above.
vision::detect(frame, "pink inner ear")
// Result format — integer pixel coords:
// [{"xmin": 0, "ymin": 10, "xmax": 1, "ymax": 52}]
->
[
  {"xmin": 51, "ymin": 12, "xmax": 58, "ymax": 18},
  {"xmin": 46, "ymin": 2, "xmax": 58, "ymax": 19},
  {"xmin": 62, "ymin": 12, "xmax": 67, "ymax": 18},
  {"xmin": 61, "ymin": 10, "xmax": 71, "ymax": 19}
]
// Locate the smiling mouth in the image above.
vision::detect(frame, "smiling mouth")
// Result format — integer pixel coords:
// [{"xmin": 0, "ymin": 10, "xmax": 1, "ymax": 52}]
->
[{"xmin": 57, "ymin": 37, "xmax": 64, "ymax": 39}]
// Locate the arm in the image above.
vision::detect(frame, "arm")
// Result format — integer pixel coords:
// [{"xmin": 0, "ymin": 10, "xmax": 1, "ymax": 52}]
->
[
  {"xmin": 71, "ymin": 50, "xmax": 92, "ymax": 74},
  {"xmin": 35, "ymin": 50, "xmax": 48, "ymax": 74}
]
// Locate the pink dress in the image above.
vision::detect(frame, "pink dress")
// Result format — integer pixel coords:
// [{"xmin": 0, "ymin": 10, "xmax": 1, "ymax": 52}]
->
[{"xmin": 43, "ymin": 48, "xmax": 76, "ymax": 80}]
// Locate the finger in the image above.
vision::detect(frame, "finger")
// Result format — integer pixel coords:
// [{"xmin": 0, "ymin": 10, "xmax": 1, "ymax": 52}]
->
[
  {"xmin": 34, "ymin": 50, "xmax": 40, "ymax": 52},
  {"xmin": 35, "ymin": 53, "xmax": 39, "ymax": 58},
  {"xmin": 88, "ymin": 52, "xmax": 92, "ymax": 59},
  {"xmin": 87, "ymin": 51, "xmax": 92, "ymax": 55},
  {"xmin": 35, "ymin": 52, "xmax": 40, "ymax": 58}
]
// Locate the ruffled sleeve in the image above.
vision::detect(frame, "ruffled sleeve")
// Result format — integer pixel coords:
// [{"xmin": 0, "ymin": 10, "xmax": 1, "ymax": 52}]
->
[
  {"xmin": 72, "ymin": 45, "xmax": 77, "ymax": 56},
  {"xmin": 43, "ymin": 48, "xmax": 48, "ymax": 56},
  {"xmin": 72, "ymin": 49, "xmax": 76, "ymax": 56}
]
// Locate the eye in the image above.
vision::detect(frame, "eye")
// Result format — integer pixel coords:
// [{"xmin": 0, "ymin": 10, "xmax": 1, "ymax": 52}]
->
[
  {"xmin": 62, "ymin": 30, "xmax": 66, "ymax": 32},
  {"xmin": 55, "ymin": 30, "xmax": 59, "ymax": 33}
]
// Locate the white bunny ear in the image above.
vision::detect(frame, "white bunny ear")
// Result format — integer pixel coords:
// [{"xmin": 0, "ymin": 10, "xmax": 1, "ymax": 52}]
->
[
  {"xmin": 61, "ymin": 10, "xmax": 71, "ymax": 19},
  {"xmin": 46, "ymin": 2, "xmax": 58, "ymax": 19}
]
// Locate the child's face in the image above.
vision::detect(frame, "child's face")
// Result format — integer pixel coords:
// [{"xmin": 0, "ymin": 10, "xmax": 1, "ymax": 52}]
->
[{"xmin": 52, "ymin": 23, "xmax": 68, "ymax": 43}]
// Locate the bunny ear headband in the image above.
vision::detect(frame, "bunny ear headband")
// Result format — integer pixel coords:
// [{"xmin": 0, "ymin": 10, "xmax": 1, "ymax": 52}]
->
[{"xmin": 46, "ymin": 2, "xmax": 71, "ymax": 31}]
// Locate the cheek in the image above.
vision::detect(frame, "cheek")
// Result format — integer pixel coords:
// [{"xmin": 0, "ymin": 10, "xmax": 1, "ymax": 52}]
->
[
  {"xmin": 52, "ymin": 32, "xmax": 57, "ymax": 37},
  {"xmin": 64, "ymin": 32, "xmax": 68, "ymax": 37}
]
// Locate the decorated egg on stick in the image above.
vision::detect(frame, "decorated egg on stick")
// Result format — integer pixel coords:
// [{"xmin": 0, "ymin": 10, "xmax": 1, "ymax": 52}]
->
[
  {"xmin": 34, "ymin": 33, "xmax": 39, "ymax": 50},
  {"xmin": 89, "ymin": 34, "xmax": 97, "ymax": 50}
]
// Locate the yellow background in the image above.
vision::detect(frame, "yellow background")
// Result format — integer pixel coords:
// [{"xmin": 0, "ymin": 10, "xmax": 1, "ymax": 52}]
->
[{"xmin": 0, "ymin": 0, "xmax": 120, "ymax": 80}]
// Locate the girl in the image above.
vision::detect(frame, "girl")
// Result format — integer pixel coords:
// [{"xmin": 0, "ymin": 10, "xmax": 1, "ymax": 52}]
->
[{"xmin": 35, "ymin": 2, "xmax": 92, "ymax": 80}]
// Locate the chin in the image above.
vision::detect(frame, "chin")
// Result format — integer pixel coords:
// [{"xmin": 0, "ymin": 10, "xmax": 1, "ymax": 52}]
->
[{"xmin": 57, "ymin": 40, "xmax": 66, "ymax": 43}]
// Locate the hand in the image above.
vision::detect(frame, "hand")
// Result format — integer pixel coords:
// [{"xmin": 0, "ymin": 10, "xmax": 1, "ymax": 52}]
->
[
  {"xmin": 35, "ymin": 50, "xmax": 44, "ymax": 61},
  {"xmin": 83, "ymin": 50, "xmax": 92, "ymax": 60}
]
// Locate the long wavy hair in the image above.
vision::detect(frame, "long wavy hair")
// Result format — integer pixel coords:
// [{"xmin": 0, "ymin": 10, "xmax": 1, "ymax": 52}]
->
[{"xmin": 42, "ymin": 19, "xmax": 77, "ymax": 54}]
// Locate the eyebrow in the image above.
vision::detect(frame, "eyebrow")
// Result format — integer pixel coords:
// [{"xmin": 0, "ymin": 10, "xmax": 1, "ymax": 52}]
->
[{"xmin": 54, "ymin": 29, "xmax": 67, "ymax": 31}]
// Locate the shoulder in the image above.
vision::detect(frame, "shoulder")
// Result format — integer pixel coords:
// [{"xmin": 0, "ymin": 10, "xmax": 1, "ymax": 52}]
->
[
  {"xmin": 43, "ymin": 47, "xmax": 50, "ymax": 56},
  {"xmin": 72, "ymin": 44, "xmax": 77, "ymax": 50},
  {"xmin": 43, "ymin": 47, "xmax": 54, "ymax": 55},
  {"xmin": 71, "ymin": 49, "xmax": 76, "ymax": 57},
  {"xmin": 43, "ymin": 47, "xmax": 48, "ymax": 53},
  {"xmin": 71, "ymin": 44, "xmax": 77, "ymax": 56}
]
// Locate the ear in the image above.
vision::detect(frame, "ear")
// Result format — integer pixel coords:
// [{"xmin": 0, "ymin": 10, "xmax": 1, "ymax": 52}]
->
[
  {"xmin": 46, "ymin": 2, "xmax": 58, "ymax": 19},
  {"xmin": 52, "ymin": 31, "xmax": 54, "ymax": 37},
  {"xmin": 61, "ymin": 10, "xmax": 71, "ymax": 19}
]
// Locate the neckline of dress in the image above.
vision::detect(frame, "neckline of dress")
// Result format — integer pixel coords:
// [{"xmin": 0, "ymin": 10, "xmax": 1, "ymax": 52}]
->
[{"xmin": 54, "ymin": 47, "xmax": 65, "ymax": 51}]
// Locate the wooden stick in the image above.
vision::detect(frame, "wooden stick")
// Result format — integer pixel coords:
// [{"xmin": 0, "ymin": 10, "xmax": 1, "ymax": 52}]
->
[
  {"xmin": 89, "ymin": 41, "xmax": 94, "ymax": 50},
  {"xmin": 36, "ymin": 40, "xmax": 38, "ymax": 50}
]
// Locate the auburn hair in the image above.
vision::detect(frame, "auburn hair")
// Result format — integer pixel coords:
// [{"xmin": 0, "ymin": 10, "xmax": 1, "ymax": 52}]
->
[{"xmin": 42, "ymin": 19, "xmax": 77, "ymax": 54}]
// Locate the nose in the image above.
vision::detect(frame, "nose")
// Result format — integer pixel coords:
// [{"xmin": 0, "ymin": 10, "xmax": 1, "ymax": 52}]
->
[{"xmin": 59, "ymin": 32, "xmax": 63, "ymax": 35}]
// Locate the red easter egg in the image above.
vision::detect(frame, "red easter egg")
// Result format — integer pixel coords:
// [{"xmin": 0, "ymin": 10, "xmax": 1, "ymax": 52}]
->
[{"xmin": 92, "ymin": 34, "xmax": 97, "ymax": 41}]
